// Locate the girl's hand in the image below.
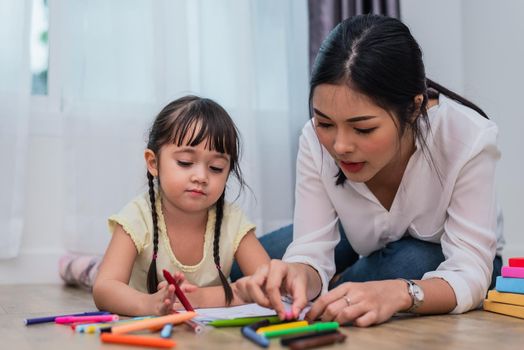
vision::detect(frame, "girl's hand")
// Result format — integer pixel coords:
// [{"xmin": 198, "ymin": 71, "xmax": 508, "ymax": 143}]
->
[
  {"xmin": 154, "ymin": 271, "xmax": 197, "ymax": 315},
  {"xmin": 305, "ymin": 279, "xmax": 410, "ymax": 327},
  {"xmin": 152, "ymin": 281, "xmax": 177, "ymax": 315},
  {"xmin": 234, "ymin": 260, "xmax": 310, "ymax": 320}
]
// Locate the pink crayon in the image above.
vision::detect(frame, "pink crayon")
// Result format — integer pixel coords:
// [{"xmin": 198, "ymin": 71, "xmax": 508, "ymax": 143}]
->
[{"xmin": 55, "ymin": 314, "xmax": 119, "ymax": 324}]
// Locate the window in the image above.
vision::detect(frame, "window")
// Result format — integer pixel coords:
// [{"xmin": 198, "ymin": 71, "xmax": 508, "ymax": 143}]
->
[{"xmin": 30, "ymin": 0, "xmax": 49, "ymax": 95}]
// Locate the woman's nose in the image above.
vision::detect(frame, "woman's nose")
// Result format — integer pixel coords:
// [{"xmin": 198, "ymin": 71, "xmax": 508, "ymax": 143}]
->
[{"xmin": 333, "ymin": 132, "xmax": 355, "ymax": 155}]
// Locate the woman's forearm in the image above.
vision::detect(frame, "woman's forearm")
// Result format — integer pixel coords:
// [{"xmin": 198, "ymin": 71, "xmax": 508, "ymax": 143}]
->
[
  {"xmin": 292, "ymin": 262, "xmax": 323, "ymax": 301},
  {"xmin": 409, "ymin": 278, "xmax": 457, "ymax": 314}
]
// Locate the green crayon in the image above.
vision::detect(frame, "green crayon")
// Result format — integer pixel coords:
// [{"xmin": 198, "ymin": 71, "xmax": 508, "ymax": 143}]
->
[
  {"xmin": 261, "ymin": 322, "xmax": 339, "ymax": 338},
  {"xmin": 208, "ymin": 315, "xmax": 281, "ymax": 327}
]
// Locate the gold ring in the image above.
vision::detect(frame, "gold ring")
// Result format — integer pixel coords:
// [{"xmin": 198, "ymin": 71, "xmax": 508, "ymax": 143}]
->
[{"xmin": 344, "ymin": 296, "xmax": 351, "ymax": 307}]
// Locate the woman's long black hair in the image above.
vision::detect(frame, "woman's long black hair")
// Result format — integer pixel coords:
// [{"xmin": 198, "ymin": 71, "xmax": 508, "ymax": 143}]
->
[
  {"xmin": 145, "ymin": 95, "xmax": 244, "ymax": 305},
  {"xmin": 309, "ymin": 14, "xmax": 488, "ymax": 185}
]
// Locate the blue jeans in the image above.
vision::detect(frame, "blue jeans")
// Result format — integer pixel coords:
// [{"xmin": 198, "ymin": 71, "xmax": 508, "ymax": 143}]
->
[{"xmin": 230, "ymin": 224, "xmax": 502, "ymax": 291}]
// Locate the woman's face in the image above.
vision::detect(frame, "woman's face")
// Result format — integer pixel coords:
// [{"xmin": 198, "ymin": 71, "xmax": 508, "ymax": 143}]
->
[{"xmin": 312, "ymin": 83, "xmax": 413, "ymax": 185}]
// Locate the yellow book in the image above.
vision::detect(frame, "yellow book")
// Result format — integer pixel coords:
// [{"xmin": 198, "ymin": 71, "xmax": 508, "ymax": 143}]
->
[
  {"xmin": 487, "ymin": 290, "xmax": 524, "ymax": 307},
  {"xmin": 483, "ymin": 299, "xmax": 524, "ymax": 319}
]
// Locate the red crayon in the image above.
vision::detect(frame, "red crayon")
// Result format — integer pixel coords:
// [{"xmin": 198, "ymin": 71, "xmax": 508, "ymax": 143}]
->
[{"xmin": 162, "ymin": 269, "xmax": 194, "ymax": 312}]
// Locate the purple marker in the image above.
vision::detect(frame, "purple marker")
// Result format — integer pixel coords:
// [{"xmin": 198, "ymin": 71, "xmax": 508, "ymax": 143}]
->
[{"xmin": 25, "ymin": 311, "xmax": 111, "ymax": 325}]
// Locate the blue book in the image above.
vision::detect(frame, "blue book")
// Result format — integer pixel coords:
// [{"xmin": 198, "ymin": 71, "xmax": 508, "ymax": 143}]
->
[{"xmin": 496, "ymin": 276, "xmax": 524, "ymax": 294}]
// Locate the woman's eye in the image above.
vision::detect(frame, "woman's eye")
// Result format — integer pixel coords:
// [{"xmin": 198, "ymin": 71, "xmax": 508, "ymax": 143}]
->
[
  {"xmin": 210, "ymin": 166, "xmax": 224, "ymax": 173},
  {"xmin": 355, "ymin": 127, "xmax": 377, "ymax": 134},
  {"xmin": 177, "ymin": 160, "xmax": 192, "ymax": 167},
  {"xmin": 316, "ymin": 122, "xmax": 333, "ymax": 128}
]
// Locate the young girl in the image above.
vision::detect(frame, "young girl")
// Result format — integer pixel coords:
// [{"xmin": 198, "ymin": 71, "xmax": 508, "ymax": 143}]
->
[
  {"xmin": 92, "ymin": 95, "xmax": 270, "ymax": 316},
  {"xmin": 236, "ymin": 14, "xmax": 504, "ymax": 326}
]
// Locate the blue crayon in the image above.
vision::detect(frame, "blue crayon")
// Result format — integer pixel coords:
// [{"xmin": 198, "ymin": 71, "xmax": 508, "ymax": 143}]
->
[
  {"xmin": 241, "ymin": 325, "xmax": 269, "ymax": 348},
  {"xmin": 160, "ymin": 323, "xmax": 174, "ymax": 338}
]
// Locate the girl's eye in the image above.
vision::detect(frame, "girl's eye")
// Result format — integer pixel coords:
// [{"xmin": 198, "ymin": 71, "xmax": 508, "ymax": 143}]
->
[
  {"xmin": 355, "ymin": 127, "xmax": 377, "ymax": 134},
  {"xmin": 177, "ymin": 160, "xmax": 192, "ymax": 167},
  {"xmin": 209, "ymin": 166, "xmax": 224, "ymax": 173}
]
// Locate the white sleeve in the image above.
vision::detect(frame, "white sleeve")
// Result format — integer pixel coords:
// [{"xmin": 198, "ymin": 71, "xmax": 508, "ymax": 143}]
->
[
  {"xmin": 283, "ymin": 125, "xmax": 340, "ymax": 296},
  {"xmin": 423, "ymin": 125, "xmax": 500, "ymax": 313}
]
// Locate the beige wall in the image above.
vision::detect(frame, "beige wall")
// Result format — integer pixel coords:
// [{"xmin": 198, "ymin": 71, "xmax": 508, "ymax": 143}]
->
[{"xmin": 402, "ymin": 0, "xmax": 524, "ymax": 262}]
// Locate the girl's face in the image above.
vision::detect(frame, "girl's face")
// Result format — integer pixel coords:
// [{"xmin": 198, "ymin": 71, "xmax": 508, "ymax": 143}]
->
[
  {"xmin": 312, "ymin": 83, "xmax": 414, "ymax": 185},
  {"xmin": 145, "ymin": 132, "xmax": 230, "ymax": 216}
]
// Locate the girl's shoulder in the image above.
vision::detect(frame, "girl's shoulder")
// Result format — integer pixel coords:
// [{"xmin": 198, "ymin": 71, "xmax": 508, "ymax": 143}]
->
[
  {"xmin": 221, "ymin": 201, "xmax": 249, "ymax": 221},
  {"xmin": 107, "ymin": 192, "xmax": 154, "ymax": 253},
  {"xmin": 217, "ymin": 201, "xmax": 255, "ymax": 237},
  {"xmin": 115, "ymin": 192, "xmax": 153, "ymax": 218}
]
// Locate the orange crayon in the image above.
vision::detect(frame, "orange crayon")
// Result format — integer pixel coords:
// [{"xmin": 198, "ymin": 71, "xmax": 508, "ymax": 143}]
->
[
  {"xmin": 100, "ymin": 333, "xmax": 176, "ymax": 348},
  {"xmin": 108, "ymin": 312, "xmax": 196, "ymax": 334}
]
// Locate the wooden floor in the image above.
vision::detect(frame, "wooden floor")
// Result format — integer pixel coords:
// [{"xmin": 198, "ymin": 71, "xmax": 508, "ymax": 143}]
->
[{"xmin": 1, "ymin": 284, "xmax": 523, "ymax": 350}]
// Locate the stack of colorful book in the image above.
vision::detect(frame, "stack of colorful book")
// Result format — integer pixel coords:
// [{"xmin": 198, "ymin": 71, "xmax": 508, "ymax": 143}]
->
[{"xmin": 484, "ymin": 257, "xmax": 524, "ymax": 319}]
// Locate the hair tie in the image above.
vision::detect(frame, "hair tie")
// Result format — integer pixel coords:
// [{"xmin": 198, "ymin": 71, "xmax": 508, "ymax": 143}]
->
[
  {"xmin": 215, "ymin": 264, "xmax": 221, "ymax": 270},
  {"xmin": 152, "ymin": 253, "xmax": 158, "ymax": 260}
]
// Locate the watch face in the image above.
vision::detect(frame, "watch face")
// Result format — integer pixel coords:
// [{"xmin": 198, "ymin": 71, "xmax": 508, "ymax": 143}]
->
[
  {"xmin": 401, "ymin": 279, "xmax": 424, "ymax": 312},
  {"xmin": 413, "ymin": 284, "xmax": 424, "ymax": 303}
]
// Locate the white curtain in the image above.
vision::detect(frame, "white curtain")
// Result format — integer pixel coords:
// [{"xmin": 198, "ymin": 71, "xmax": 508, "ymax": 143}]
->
[
  {"xmin": 56, "ymin": 0, "xmax": 309, "ymax": 254},
  {"xmin": 0, "ymin": 0, "xmax": 30, "ymax": 259}
]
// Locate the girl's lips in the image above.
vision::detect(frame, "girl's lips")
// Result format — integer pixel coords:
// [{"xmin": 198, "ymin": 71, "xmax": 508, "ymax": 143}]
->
[
  {"xmin": 187, "ymin": 189, "xmax": 205, "ymax": 196},
  {"xmin": 339, "ymin": 161, "xmax": 365, "ymax": 173}
]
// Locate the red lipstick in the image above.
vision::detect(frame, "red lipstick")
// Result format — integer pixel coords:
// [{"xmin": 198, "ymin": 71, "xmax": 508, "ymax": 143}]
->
[{"xmin": 339, "ymin": 161, "xmax": 365, "ymax": 173}]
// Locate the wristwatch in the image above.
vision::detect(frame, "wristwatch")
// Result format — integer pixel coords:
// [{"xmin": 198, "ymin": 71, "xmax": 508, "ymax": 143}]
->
[{"xmin": 399, "ymin": 279, "xmax": 424, "ymax": 313}]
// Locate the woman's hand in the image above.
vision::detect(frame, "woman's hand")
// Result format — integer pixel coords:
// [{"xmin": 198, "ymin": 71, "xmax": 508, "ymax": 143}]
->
[
  {"xmin": 234, "ymin": 259, "xmax": 314, "ymax": 319},
  {"xmin": 306, "ymin": 279, "xmax": 411, "ymax": 327}
]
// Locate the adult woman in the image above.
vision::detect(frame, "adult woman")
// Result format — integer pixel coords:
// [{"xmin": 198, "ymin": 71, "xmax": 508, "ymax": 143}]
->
[{"xmin": 236, "ymin": 14, "xmax": 504, "ymax": 327}]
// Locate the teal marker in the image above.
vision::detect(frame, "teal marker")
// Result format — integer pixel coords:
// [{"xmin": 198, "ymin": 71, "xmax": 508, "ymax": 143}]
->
[
  {"xmin": 260, "ymin": 322, "xmax": 339, "ymax": 338},
  {"xmin": 208, "ymin": 315, "xmax": 281, "ymax": 327}
]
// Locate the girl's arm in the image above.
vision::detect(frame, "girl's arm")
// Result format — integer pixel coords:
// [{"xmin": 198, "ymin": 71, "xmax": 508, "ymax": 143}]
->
[
  {"xmin": 92, "ymin": 224, "xmax": 176, "ymax": 316},
  {"xmin": 233, "ymin": 229, "xmax": 271, "ymax": 276}
]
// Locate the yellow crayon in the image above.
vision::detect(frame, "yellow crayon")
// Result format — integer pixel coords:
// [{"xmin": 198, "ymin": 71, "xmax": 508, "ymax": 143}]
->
[{"xmin": 256, "ymin": 320, "xmax": 309, "ymax": 334}]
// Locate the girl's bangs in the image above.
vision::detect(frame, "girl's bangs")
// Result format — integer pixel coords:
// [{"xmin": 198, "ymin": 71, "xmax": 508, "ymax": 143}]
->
[{"xmin": 171, "ymin": 110, "xmax": 237, "ymax": 157}]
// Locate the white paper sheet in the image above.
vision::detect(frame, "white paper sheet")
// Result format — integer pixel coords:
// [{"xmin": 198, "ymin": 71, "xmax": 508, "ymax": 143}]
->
[{"xmin": 193, "ymin": 300, "xmax": 311, "ymax": 323}]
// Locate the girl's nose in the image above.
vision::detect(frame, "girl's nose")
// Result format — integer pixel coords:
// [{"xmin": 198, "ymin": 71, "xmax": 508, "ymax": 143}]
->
[{"xmin": 191, "ymin": 166, "xmax": 208, "ymax": 184}]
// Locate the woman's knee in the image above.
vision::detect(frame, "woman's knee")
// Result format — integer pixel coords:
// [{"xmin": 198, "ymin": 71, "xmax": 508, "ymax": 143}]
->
[
  {"xmin": 258, "ymin": 224, "xmax": 294, "ymax": 260},
  {"xmin": 379, "ymin": 236, "xmax": 445, "ymax": 279}
]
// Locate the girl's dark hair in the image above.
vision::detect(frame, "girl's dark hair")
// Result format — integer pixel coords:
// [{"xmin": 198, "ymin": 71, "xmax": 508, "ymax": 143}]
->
[
  {"xmin": 309, "ymin": 14, "xmax": 488, "ymax": 185},
  {"xmin": 146, "ymin": 95, "xmax": 243, "ymax": 305}
]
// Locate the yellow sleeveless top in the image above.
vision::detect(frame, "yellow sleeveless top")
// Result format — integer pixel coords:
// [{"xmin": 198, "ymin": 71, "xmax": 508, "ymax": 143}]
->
[{"xmin": 108, "ymin": 192, "xmax": 255, "ymax": 293}]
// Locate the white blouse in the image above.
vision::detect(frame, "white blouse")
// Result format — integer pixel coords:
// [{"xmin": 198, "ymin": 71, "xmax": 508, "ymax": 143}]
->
[{"xmin": 283, "ymin": 95, "xmax": 504, "ymax": 314}]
